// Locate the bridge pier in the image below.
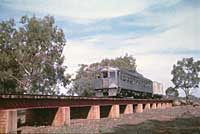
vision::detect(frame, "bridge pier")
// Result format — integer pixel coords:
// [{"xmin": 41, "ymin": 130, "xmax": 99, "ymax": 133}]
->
[
  {"xmin": 144, "ymin": 103, "xmax": 151, "ymax": 110},
  {"xmin": 161, "ymin": 103, "xmax": 166, "ymax": 109},
  {"xmin": 123, "ymin": 104, "xmax": 133, "ymax": 114},
  {"xmin": 166, "ymin": 103, "xmax": 170, "ymax": 108},
  {"xmin": 136, "ymin": 103, "xmax": 143, "ymax": 113},
  {"xmin": 0, "ymin": 110, "xmax": 17, "ymax": 133},
  {"xmin": 108, "ymin": 105, "xmax": 120, "ymax": 118},
  {"xmin": 157, "ymin": 103, "xmax": 162, "ymax": 109},
  {"xmin": 151, "ymin": 103, "xmax": 157, "ymax": 109},
  {"xmin": 52, "ymin": 107, "xmax": 70, "ymax": 127},
  {"xmin": 165, "ymin": 103, "xmax": 168, "ymax": 108},
  {"xmin": 87, "ymin": 105, "xmax": 100, "ymax": 119},
  {"xmin": 169, "ymin": 103, "xmax": 172, "ymax": 108}
]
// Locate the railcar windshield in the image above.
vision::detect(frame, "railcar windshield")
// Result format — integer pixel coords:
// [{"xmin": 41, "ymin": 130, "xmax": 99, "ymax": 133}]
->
[{"xmin": 102, "ymin": 71, "xmax": 108, "ymax": 78}]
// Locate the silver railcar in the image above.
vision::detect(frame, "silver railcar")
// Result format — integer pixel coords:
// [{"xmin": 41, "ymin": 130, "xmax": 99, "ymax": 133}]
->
[{"xmin": 94, "ymin": 66, "xmax": 163, "ymax": 98}]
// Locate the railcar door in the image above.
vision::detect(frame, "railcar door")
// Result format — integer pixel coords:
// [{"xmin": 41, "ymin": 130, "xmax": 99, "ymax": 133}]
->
[
  {"xmin": 94, "ymin": 72, "xmax": 102, "ymax": 89},
  {"xmin": 109, "ymin": 71, "xmax": 117, "ymax": 88},
  {"xmin": 102, "ymin": 71, "xmax": 109, "ymax": 88}
]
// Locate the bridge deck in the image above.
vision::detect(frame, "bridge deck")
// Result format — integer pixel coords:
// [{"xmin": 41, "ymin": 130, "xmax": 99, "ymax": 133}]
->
[{"xmin": 0, "ymin": 94, "xmax": 172, "ymax": 110}]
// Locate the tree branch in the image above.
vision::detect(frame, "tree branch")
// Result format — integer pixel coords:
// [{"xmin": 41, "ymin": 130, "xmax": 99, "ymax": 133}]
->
[
  {"xmin": 9, "ymin": 74, "xmax": 24, "ymax": 86},
  {"xmin": 14, "ymin": 58, "xmax": 31, "ymax": 76}
]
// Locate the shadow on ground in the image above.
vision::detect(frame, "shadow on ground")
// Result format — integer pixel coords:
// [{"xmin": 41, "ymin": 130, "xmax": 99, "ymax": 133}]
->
[{"xmin": 104, "ymin": 117, "xmax": 200, "ymax": 134}]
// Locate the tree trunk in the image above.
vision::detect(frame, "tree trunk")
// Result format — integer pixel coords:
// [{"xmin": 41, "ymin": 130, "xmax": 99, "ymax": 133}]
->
[{"xmin": 184, "ymin": 88, "xmax": 190, "ymax": 104}]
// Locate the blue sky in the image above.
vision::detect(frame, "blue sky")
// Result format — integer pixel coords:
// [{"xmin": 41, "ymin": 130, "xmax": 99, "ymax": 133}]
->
[{"xmin": 0, "ymin": 0, "xmax": 200, "ymax": 96}]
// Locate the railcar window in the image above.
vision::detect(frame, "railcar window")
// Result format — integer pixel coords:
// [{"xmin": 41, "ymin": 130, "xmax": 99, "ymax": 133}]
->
[
  {"xmin": 122, "ymin": 76, "xmax": 126, "ymax": 81},
  {"xmin": 127, "ymin": 77, "xmax": 129, "ymax": 82},
  {"xmin": 130, "ymin": 78, "xmax": 133, "ymax": 83},
  {"xmin": 132, "ymin": 80, "xmax": 135, "ymax": 84},
  {"xmin": 102, "ymin": 71, "xmax": 108, "ymax": 78},
  {"xmin": 136, "ymin": 80, "xmax": 138, "ymax": 85},
  {"xmin": 110, "ymin": 71, "xmax": 115, "ymax": 78}
]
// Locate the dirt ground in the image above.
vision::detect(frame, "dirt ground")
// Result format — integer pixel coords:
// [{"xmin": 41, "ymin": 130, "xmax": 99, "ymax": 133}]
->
[{"xmin": 19, "ymin": 105, "xmax": 200, "ymax": 134}]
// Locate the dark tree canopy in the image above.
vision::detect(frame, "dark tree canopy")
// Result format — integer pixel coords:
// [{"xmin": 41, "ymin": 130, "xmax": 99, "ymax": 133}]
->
[
  {"xmin": 165, "ymin": 87, "xmax": 179, "ymax": 98},
  {"xmin": 171, "ymin": 57, "xmax": 200, "ymax": 102},
  {"xmin": 0, "ymin": 16, "xmax": 70, "ymax": 94},
  {"xmin": 68, "ymin": 55, "xmax": 137, "ymax": 96}
]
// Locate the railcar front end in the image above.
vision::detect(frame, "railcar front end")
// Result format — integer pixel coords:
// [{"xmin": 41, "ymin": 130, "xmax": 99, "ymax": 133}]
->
[{"xmin": 94, "ymin": 67, "xmax": 119, "ymax": 97}]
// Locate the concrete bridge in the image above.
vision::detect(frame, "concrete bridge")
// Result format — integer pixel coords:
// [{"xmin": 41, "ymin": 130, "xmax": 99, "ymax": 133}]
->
[{"xmin": 0, "ymin": 94, "xmax": 172, "ymax": 133}]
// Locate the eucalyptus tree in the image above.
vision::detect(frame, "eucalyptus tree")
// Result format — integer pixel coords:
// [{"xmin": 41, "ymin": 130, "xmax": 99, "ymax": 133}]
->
[
  {"xmin": 171, "ymin": 57, "xmax": 200, "ymax": 102},
  {"xmin": 0, "ymin": 16, "xmax": 70, "ymax": 94}
]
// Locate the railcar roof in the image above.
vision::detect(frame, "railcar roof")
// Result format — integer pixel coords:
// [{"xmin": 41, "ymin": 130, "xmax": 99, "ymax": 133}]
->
[
  {"xmin": 96, "ymin": 66, "xmax": 119, "ymax": 72},
  {"xmin": 96, "ymin": 66, "xmax": 151, "ymax": 82},
  {"xmin": 120, "ymin": 69, "xmax": 151, "ymax": 81}
]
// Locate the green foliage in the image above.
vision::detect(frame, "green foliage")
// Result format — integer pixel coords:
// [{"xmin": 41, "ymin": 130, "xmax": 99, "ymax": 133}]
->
[
  {"xmin": 100, "ymin": 54, "xmax": 136, "ymax": 71},
  {"xmin": 165, "ymin": 87, "xmax": 179, "ymax": 98},
  {"xmin": 69, "ymin": 55, "xmax": 136, "ymax": 96},
  {"xmin": 171, "ymin": 57, "xmax": 200, "ymax": 102},
  {"xmin": 0, "ymin": 16, "xmax": 70, "ymax": 94}
]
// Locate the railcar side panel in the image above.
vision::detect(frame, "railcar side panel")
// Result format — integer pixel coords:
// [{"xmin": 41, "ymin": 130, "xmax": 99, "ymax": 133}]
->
[{"xmin": 118, "ymin": 71, "xmax": 153, "ymax": 94}]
